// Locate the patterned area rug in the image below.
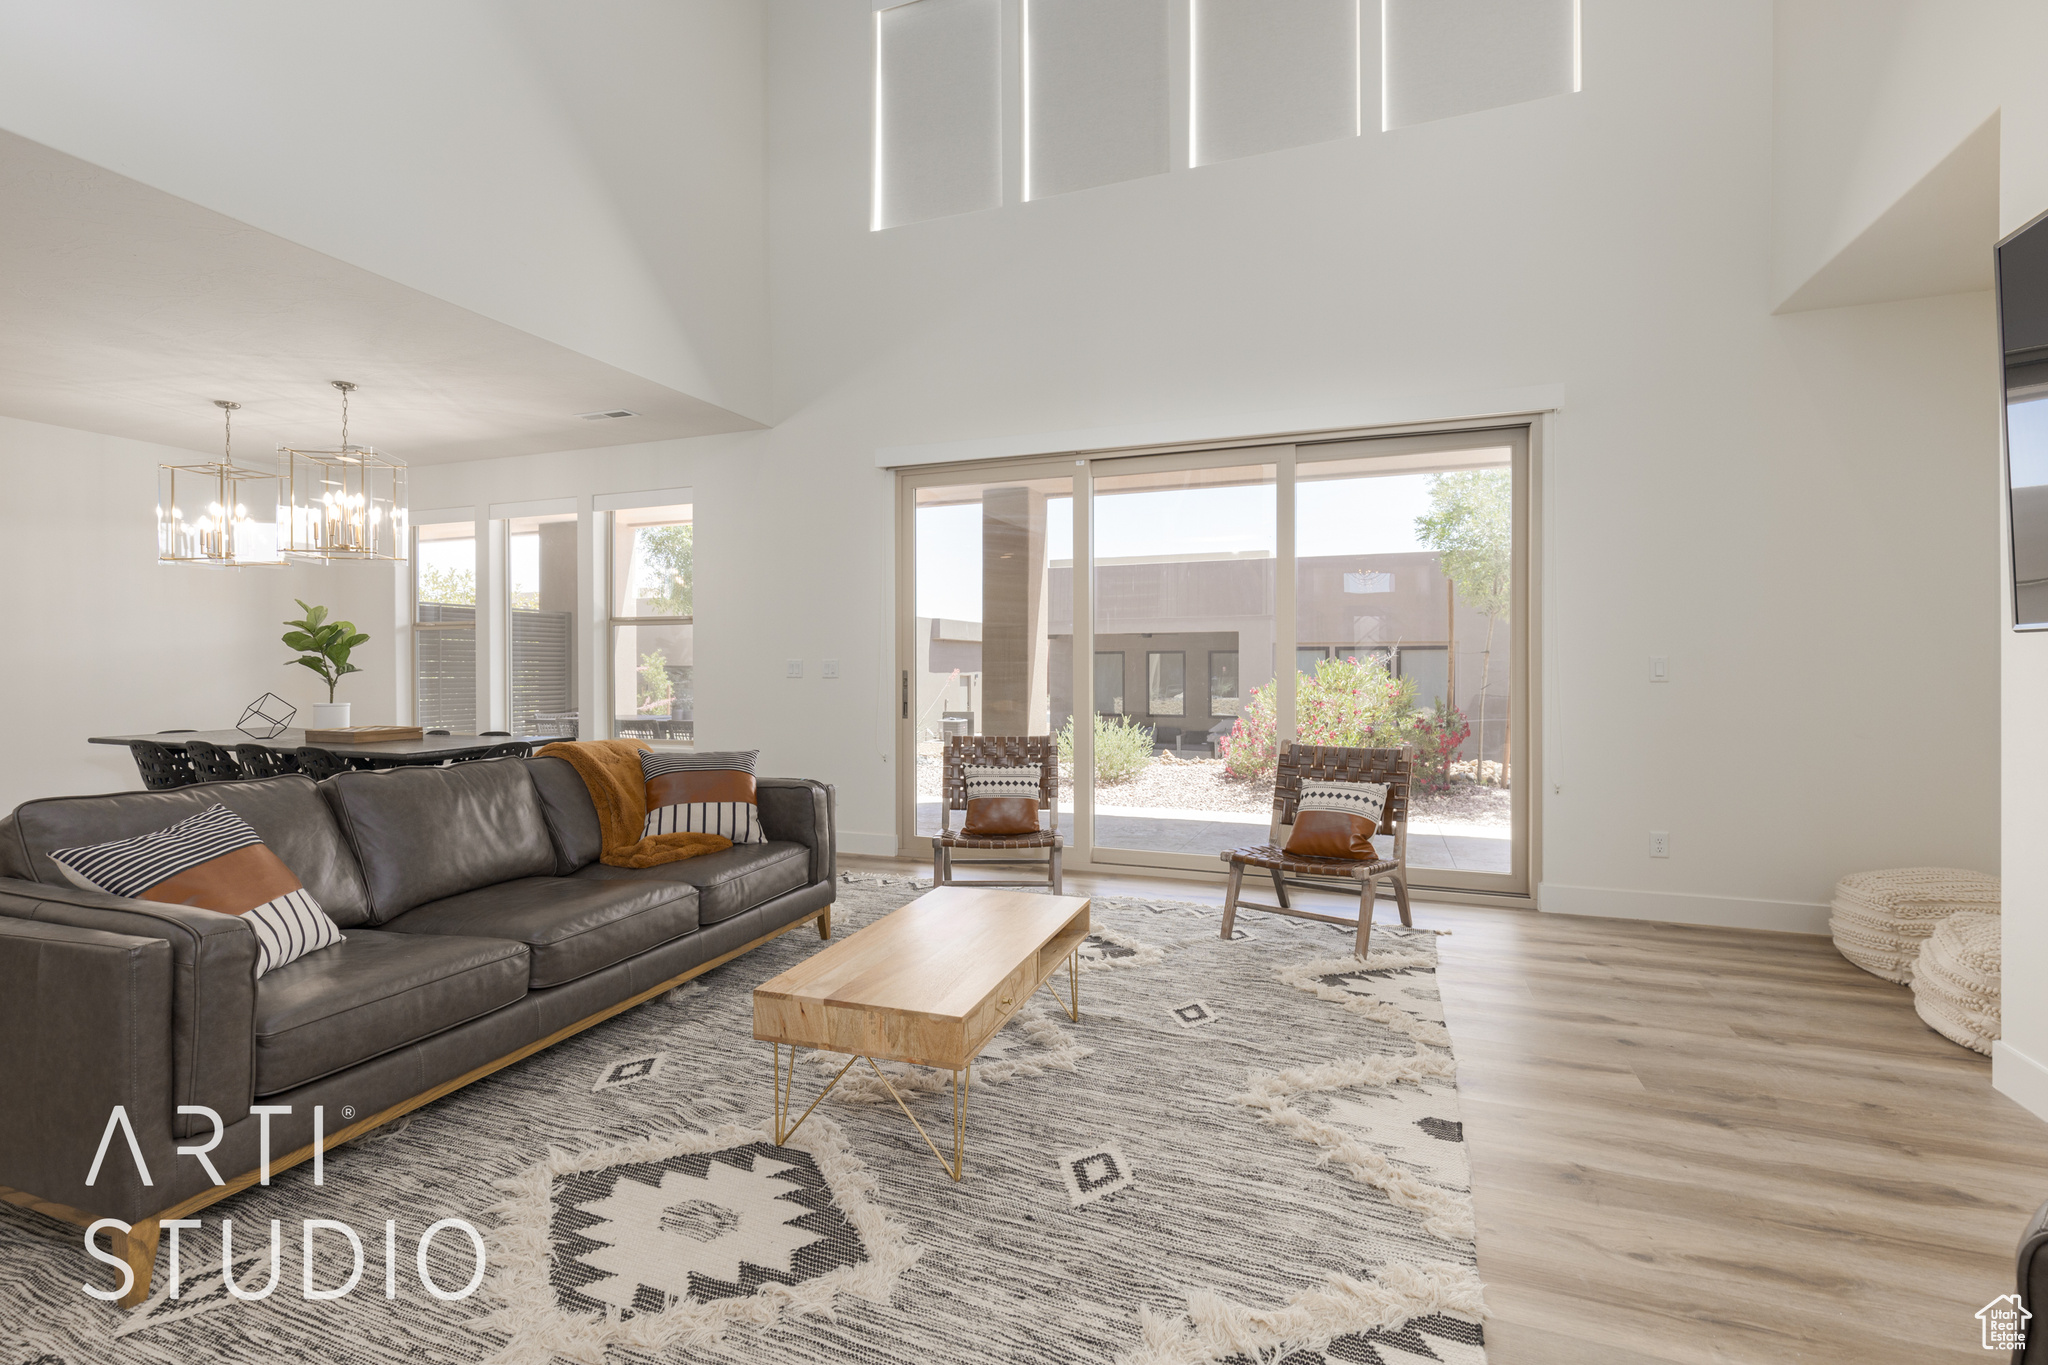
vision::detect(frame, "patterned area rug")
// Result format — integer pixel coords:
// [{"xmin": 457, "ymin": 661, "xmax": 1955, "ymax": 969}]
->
[{"xmin": 0, "ymin": 873, "xmax": 1486, "ymax": 1364}]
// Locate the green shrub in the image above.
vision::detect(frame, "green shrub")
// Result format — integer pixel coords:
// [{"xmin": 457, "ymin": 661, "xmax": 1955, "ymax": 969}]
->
[
  {"xmin": 1056, "ymin": 713, "xmax": 1155, "ymax": 785},
  {"xmin": 1220, "ymin": 655, "xmax": 1423, "ymax": 782}
]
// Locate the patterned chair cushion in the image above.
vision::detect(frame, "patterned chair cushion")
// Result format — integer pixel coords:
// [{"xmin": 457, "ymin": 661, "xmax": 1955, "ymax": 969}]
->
[{"xmin": 960, "ymin": 764, "xmax": 1044, "ymax": 836}]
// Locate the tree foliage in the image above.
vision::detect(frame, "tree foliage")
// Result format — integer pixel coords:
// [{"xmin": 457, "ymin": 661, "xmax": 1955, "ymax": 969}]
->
[
  {"xmin": 1414, "ymin": 470, "xmax": 1510, "ymax": 621},
  {"xmin": 635, "ymin": 523, "xmax": 694, "ymax": 617},
  {"xmin": 418, "ymin": 564, "xmax": 475, "ymax": 606},
  {"xmin": 282, "ymin": 599, "xmax": 368, "ymax": 703}
]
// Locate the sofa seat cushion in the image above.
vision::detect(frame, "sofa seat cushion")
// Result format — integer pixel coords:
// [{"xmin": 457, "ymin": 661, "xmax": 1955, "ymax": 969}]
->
[
  {"xmin": 383, "ymin": 877, "xmax": 699, "ymax": 988},
  {"xmin": 573, "ymin": 841, "xmax": 810, "ymax": 925},
  {"xmin": 253, "ymin": 929, "xmax": 529, "ymax": 1096}
]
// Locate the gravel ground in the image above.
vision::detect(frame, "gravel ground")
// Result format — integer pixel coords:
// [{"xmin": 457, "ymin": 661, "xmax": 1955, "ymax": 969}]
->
[{"xmin": 914, "ymin": 752, "xmax": 1513, "ymax": 831}]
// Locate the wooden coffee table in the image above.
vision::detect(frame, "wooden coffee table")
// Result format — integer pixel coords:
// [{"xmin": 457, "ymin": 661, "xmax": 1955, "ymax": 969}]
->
[{"xmin": 753, "ymin": 886, "xmax": 1091, "ymax": 1180}]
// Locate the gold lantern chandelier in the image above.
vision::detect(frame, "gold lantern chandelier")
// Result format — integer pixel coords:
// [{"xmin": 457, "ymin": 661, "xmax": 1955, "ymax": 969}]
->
[
  {"xmin": 279, "ymin": 380, "xmax": 409, "ymax": 561},
  {"xmin": 156, "ymin": 400, "xmax": 285, "ymax": 568}
]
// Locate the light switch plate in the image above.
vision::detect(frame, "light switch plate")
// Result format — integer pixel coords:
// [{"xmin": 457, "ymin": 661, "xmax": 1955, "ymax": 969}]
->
[
  {"xmin": 821, "ymin": 658, "xmax": 840, "ymax": 679},
  {"xmin": 785, "ymin": 659, "xmax": 803, "ymax": 679},
  {"xmin": 1649, "ymin": 656, "xmax": 1670, "ymax": 682}
]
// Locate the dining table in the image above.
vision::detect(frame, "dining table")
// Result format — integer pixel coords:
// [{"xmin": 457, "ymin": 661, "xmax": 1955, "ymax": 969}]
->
[{"xmin": 88, "ymin": 729, "xmax": 576, "ymax": 769}]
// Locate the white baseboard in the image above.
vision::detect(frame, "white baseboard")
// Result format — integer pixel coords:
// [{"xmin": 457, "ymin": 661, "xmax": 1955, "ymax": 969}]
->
[
  {"xmin": 1994, "ymin": 1041, "xmax": 2048, "ymax": 1124},
  {"xmin": 836, "ymin": 830, "xmax": 898, "ymax": 857},
  {"xmin": 1538, "ymin": 882, "xmax": 1831, "ymax": 934}
]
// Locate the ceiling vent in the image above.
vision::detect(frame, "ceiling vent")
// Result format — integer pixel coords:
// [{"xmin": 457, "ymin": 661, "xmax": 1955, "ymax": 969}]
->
[{"xmin": 577, "ymin": 409, "xmax": 637, "ymax": 421}]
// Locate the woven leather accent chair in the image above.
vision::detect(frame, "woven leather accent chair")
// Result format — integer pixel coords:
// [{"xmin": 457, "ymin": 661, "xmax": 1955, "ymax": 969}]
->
[
  {"xmin": 126, "ymin": 741, "xmax": 197, "ymax": 791},
  {"xmin": 233, "ymin": 744, "xmax": 302, "ymax": 778},
  {"xmin": 183, "ymin": 739, "xmax": 248, "ymax": 783},
  {"xmin": 934, "ymin": 734, "xmax": 1063, "ymax": 894},
  {"xmin": 1219, "ymin": 743, "xmax": 1414, "ymax": 959}
]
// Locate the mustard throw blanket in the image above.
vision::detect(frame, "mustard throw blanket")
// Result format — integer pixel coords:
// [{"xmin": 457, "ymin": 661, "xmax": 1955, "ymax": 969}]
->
[{"xmin": 534, "ymin": 739, "xmax": 733, "ymax": 868}]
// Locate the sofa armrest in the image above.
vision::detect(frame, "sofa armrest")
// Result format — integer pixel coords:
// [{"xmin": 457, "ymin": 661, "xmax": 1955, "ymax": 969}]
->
[
  {"xmin": 0, "ymin": 917, "xmax": 175, "ymax": 1222},
  {"xmin": 756, "ymin": 780, "xmax": 836, "ymax": 887},
  {"xmin": 0, "ymin": 878, "xmax": 256, "ymax": 1139}
]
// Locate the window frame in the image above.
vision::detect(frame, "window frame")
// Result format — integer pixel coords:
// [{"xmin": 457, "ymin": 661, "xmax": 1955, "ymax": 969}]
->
[
  {"xmin": 605, "ymin": 504, "xmax": 696, "ymax": 747},
  {"xmin": 409, "ymin": 518, "xmax": 479, "ymax": 733},
  {"xmin": 1145, "ymin": 649, "xmax": 1187, "ymax": 717},
  {"xmin": 1093, "ymin": 650, "xmax": 1126, "ymax": 715},
  {"xmin": 1207, "ymin": 649, "xmax": 1239, "ymax": 718}
]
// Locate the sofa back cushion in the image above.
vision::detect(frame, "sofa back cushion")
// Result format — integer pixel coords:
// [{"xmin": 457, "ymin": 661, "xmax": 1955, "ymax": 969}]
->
[
  {"xmin": 525, "ymin": 756, "xmax": 602, "ymax": 874},
  {"xmin": 320, "ymin": 759, "xmax": 557, "ymax": 922},
  {"xmin": 1, "ymin": 775, "xmax": 375, "ymax": 927}
]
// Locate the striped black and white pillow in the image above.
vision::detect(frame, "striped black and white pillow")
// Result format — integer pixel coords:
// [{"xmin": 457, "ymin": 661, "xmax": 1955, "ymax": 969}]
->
[
  {"xmin": 48, "ymin": 805, "xmax": 343, "ymax": 977},
  {"xmin": 640, "ymin": 749, "xmax": 765, "ymax": 844},
  {"xmin": 963, "ymin": 765, "xmax": 1043, "ymax": 802}
]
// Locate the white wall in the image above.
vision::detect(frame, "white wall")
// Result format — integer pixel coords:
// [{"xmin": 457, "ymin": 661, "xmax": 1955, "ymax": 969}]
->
[
  {"xmin": 0, "ymin": 0, "xmax": 770, "ymax": 421},
  {"xmin": 0, "ymin": 414, "xmax": 397, "ymax": 814},
  {"xmin": 412, "ymin": 1, "xmax": 2003, "ymax": 909}
]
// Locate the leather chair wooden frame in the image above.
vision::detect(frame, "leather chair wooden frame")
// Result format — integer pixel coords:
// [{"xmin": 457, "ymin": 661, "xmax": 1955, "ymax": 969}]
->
[
  {"xmin": 1219, "ymin": 743, "xmax": 1414, "ymax": 959},
  {"xmin": 933, "ymin": 735, "xmax": 1064, "ymax": 894}
]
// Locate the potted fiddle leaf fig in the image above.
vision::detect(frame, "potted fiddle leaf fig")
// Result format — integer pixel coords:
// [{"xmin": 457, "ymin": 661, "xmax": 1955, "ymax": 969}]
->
[{"xmin": 284, "ymin": 599, "xmax": 369, "ymax": 729}]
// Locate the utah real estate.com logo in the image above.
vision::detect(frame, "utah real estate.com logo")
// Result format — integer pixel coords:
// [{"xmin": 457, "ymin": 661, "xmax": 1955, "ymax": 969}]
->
[{"xmin": 1981, "ymin": 1294, "xmax": 2031, "ymax": 1351}]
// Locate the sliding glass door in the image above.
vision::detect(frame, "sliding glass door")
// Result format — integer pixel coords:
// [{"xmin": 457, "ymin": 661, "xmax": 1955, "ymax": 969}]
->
[
  {"xmin": 903, "ymin": 469, "xmax": 1076, "ymax": 843},
  {"xmin": 1086, "ymin": 454, "xmax": 1279, "ymax": 862},
  {"xmin": 898, "ymin": 425, "xmax": 1530, "ymax": 896}
]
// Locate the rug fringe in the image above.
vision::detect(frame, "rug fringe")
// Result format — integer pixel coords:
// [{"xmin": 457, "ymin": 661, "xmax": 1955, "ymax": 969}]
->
[
  {"xmin": 1118, "ymin": 1262, "xmax": 1487, "ymax": 1365},
  {"xmin": 1236, "ymin": 1054, "xmax": 1473, "ymax": 1243}
]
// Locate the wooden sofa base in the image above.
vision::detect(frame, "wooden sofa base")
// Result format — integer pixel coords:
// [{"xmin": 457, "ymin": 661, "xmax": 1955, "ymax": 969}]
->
[{"xmin": 2, "ymin": 901, "xmax": 832, "ymax": 1307}]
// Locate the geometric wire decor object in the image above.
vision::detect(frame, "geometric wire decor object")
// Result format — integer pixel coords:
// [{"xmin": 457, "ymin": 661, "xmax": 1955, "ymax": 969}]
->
[
  {"xmin": 237, "ymin": 692, "xmax": 297, "ymax": 739},
  {"xmin": 156, "ymin": 400, "xmax": 286, "ymax": 568},
  {"xmin": 279, "ymin": 380, "xmax": 408, "ymax": 562}
]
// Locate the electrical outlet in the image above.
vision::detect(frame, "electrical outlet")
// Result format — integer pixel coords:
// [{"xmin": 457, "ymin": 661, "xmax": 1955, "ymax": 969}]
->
[
  {"xmin": 821, "ymin": 659, "xmax": 840, "ymax": 679},
  {"xmin": 785, "ymin": 659, "xmax": 803, "ymax": 679},
  {"xmin": 1649, "ymin": 656, "xmax": 1670, "ymax": 683},
  {"xmin": 1649, "ymin": 830, "xmax": 1670, "ymax": 858}
]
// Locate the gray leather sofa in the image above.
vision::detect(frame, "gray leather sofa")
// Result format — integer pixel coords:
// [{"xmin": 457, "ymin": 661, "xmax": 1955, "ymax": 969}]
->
[{"xmin": 0, "ymin": 755, "xmax": 834, "ymax": 1303}]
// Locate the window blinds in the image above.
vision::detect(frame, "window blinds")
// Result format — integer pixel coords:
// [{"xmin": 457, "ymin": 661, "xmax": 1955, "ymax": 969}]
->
[
  {"xmin": 1191, "ymin": 0, "xmax": 1360, "ymax": 166},
  {"xmin": 875, "ymin": 0, "xmax": 1003, "ymax": 229},
  {"xmin": 1382, "ymin": 0, "xmax": 1577, "ymax": 131},
  {"xmin": 1025, "ymin": 0, "xmax": 1171, "ymax": 200}
]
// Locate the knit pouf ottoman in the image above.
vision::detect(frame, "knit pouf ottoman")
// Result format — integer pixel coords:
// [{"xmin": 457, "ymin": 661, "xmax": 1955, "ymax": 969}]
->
[
  {"xmin": 1829, "ymin": 867, "xmax": 2000, "ymax": 984},
  {"xmin": 1912, "ymin": 911, "xmax": 2001, "ymax": 1054}
]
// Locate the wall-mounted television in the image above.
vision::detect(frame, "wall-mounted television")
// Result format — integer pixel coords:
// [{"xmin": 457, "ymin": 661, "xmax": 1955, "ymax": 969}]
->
[{"xmin": 2001, "ymin": 215, "xmax": 2048, "ymax": 628}]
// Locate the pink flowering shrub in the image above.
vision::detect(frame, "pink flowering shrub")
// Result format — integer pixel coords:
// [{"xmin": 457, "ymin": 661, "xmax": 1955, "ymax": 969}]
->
[
  {"xmin": 1219, "ymin": 655, "xmax": 1425, "ymax": 781},
  {"xmin": 1411, "ymin": 698, "xmax": 1472, "ymax": 793}
]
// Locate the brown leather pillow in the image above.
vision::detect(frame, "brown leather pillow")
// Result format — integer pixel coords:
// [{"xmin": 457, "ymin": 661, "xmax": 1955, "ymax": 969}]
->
[
  {"xmin": 1281, "ymin": 779, "xmax": 1389, "ymax": 861},
  {"xmin": 963, "ymin": 796, "xmax": 1042, "ymax": 836},
  {"xmin": 1284, "ymin": 809, "xmax": 1378, "ymax": 860}
]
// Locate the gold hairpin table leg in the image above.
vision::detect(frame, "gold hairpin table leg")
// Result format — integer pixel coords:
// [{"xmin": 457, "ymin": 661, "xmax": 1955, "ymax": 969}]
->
[
  {"xmin": 864, "ymin": 1057, "xmax": 970, "ymax": 1180},
  {"xmin": 1038, "ymin": 947, "xmax": 1081, "ymax": 1022},
  {"xmin": 772, "ymin": 1043, "xmax": 858, "ymax": 1145}
]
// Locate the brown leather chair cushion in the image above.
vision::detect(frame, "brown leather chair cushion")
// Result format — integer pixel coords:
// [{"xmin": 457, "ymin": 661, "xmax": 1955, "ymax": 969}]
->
[
  {"xmin": 962, "ymin": 796, "xmax": 1041, "ymax": 836},
  {"xmin": 381, "ymin": 877, "xmax": 699, "ymax": 988},
  {"xmin": 573, "ymin": 841, "xmax": 811, "ymax": 925},
  {"xmin": 253, "ymin": 929, "xmax": 529, "ymax": 1096}
]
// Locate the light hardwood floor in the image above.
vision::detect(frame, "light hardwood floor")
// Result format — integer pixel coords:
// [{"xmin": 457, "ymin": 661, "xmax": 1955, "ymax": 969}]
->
[{"xmin": 843, "ymin": 855, "xmax": 2048, "ymax": 1363}]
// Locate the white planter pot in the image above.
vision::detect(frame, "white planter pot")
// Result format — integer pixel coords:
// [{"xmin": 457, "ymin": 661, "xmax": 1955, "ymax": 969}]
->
[{"xmin": 309, "ymin": 702, "xmax": 351, "ymax": 730}]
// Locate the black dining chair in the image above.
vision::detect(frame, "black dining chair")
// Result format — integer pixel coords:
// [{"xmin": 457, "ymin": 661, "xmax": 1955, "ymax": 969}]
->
[
  {"xmin": 480, "ymin": 741, "xmax": 533, "ymax": 760},
  {"xmin": 234, "ymin": 744, "xmax": 301, "ymax": 779},
  {"xmin": 425, "ymin": 729, "xmax": 451, "ymax": 736},
  {"xmin": 184, "ymin": 739, "xmax": 247, "ymax": 783},
  {"xmin": 127, "ymin": 741, "xmax": 197, "ymax": 790},
  {"xmin": 479, "ymin": 731, "xmax": 512, "ymax": 738},
  {"xmin": 293, "ymin": 747, "xmax": 352, "ymax": 782}
]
